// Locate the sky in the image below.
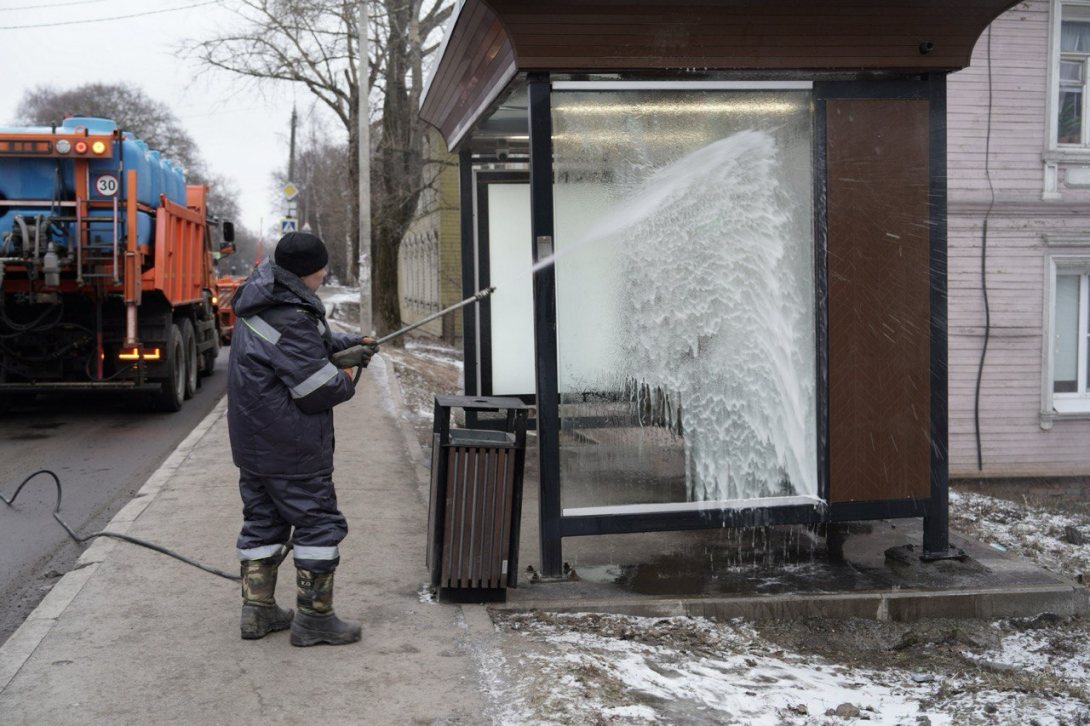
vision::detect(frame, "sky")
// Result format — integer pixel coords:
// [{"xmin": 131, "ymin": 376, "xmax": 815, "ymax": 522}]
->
[{"xmin": 0, "ymin": 0, "xmax": 322, "ymax": 239}]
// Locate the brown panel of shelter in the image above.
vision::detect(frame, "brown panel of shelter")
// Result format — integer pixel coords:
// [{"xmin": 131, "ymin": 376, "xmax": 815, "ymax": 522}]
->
[
  {"xmin": 421, "ymin": 0, "xmax": 1020, "ymax": 148},
  {"xmin": 826, "ymin": 100, "xmax": 931, "ymax": 502}
]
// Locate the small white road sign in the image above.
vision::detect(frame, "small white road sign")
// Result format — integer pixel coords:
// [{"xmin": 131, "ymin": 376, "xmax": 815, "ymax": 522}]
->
[
  {"xmin": 280, "ymin": 217, "xmax": 298, "ymax": 234},
  {"xmin": 94, "ymin": 173, "xmax": 119, "ymax": 197}
]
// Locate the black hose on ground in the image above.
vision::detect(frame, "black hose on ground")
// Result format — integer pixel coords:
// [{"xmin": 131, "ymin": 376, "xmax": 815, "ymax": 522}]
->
[{"xmin": 1, "ymin": 469, "xmax": 247, "ymax": 582}]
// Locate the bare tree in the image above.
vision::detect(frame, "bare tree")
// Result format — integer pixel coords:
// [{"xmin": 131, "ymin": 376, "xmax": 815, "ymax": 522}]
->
[
  {"xmin": 15, "ymin": 82, "xmax": 242, "ymax": 223},
  {"xmin": 189, "ymin": 0, "xmax": 453, "ymax": 336}
]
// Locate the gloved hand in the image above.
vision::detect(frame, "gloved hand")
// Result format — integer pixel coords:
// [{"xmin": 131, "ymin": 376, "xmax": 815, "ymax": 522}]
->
[{"xmin": 331, "ymin": 341, "xmax": 379, "ymax": 369}]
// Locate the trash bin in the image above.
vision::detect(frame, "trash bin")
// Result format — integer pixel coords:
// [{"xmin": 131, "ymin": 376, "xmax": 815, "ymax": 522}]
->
[{"xmin": 426, "ymin": 395, "xmax": 528, "ymax": 602}]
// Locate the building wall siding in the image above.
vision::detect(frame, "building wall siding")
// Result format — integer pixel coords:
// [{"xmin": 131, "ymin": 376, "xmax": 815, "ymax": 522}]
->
[
  {"xmin": 947, "ymin": 0, "xmax": 1090, "ymax": 476},
  {"xmin": 398, "ymin": 131, "xmax": 463, "ymax": 341}
]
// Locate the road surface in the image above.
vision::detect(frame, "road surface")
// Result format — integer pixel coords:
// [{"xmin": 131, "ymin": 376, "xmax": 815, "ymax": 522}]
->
[{"xmin": 0, "ymin": 352, "xmax": 228, "ymax": 646}]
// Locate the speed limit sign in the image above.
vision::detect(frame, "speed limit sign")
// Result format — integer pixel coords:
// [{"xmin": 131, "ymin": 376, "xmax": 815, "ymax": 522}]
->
[{"xmin": 94, "ymin": 174, "xmax": 119, "ymax": 197}]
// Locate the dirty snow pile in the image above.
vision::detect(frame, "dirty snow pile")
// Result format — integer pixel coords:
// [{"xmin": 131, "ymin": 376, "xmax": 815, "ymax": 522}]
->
[{"xmin": 486, "ymin": 612, "xmax": 1090, "ymax": 725}]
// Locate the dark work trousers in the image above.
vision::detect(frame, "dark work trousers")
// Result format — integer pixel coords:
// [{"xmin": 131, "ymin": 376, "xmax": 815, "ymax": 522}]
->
[{"xmin": 236, "ymin": 469, "xmax": 348, "ymax": 573}]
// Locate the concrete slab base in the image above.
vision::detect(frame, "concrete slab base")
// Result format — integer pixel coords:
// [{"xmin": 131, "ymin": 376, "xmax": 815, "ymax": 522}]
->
[{"xmin": 500, "ymin": 461, "xmax": 1088, "ymax": 622}]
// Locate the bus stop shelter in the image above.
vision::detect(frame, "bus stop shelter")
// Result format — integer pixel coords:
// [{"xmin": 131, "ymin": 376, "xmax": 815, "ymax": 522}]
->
[{"xmin": 419, "ymin": 0, "xmax": 1020, "ymax": 578}]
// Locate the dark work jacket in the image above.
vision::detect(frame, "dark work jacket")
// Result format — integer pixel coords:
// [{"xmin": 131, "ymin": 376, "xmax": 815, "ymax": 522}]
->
[{"xmin": 227, "ymin": 260, "xmax": 357, "ymax": 479}]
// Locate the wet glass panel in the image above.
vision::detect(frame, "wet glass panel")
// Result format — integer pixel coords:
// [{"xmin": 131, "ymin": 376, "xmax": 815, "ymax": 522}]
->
[
  {"xmin": 551, "ymin": 90, "xmax": 817, "ymax": 510},
  {"xmin": 1054, "ymin": 273, "xmax": 1080, "ymax": 394}
]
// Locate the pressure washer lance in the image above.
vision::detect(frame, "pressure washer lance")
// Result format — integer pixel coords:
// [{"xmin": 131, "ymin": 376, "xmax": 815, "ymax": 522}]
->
[{"xmin": 332, "ymin": 286, "xmax": 496, "ymax": 384}]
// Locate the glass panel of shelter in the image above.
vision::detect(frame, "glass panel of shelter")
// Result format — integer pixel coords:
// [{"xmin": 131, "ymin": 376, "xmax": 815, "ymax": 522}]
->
[{"xmin": 548, "ymin": 88, "xmax": 818, "ymax": 515}]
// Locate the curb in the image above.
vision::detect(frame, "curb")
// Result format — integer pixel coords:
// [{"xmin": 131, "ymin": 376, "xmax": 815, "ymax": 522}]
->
[
  {"xmin": 368, "ymin": 353, "xmax": 432, "ymax": 494},
  {"xmin": 493, "ymin": 582, "xmax": 1090, "ymax": 623},
  {"xmin": 0, "ymin": 396, "xmax": 228, "ymax": 694}
]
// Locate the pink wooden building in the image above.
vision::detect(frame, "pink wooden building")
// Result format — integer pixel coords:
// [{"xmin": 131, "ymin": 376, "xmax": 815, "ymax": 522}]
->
[{"xmin": 949, "ymin": 0, "xmax": 1090, "ymax": 476}]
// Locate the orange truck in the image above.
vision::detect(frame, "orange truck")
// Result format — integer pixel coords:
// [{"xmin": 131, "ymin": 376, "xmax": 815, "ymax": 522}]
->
[
  {"xmin": 215, "ymin": 275, "xmax": 245, "ymax": 344},
  {"xmin": 0, "ymin": 117, "xmax": 234, "ymax": 411}
]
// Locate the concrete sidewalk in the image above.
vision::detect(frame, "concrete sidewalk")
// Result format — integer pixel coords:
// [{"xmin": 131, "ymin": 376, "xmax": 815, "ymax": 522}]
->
[
  {"xmin": 0, "ymin": 356, "xmax": 495, "ymax": 724},
  {"xmin": 3, "ymin": 342, "xmax": 1086, "ymax": 724}
]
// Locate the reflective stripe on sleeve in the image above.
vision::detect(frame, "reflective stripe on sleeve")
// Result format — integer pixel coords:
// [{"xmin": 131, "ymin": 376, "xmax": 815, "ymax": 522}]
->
[
  {"xmin": 237, "ymin": 543, "xmax": 285, "ymax": 561},
  {"xmin": 316, "ymin": 319, "xmax": 327, "ymax": 336},
  {"xmin": 242, "ymin": 315, "xmax": 282, "ymax": 345},
  {"xmin": 290, "ymin": 361, "xmax": 341, "ymax": 399},
  {"xmin": 293, "ymin": 545, "xmax": 339, "ymax": 560}
]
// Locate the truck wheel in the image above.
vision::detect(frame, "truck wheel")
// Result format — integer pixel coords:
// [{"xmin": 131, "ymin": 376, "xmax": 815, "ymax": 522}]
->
[
  {"xmin": 180, "ymin": 318, "xmax": 198, "ymax": 399},
  {"xmin": 153, "ymin": 324, "xmax": 185, "ymax": 412},
  {"xmin": 200, "ymin": 333, "xmax": 219, "ymax": 377}
]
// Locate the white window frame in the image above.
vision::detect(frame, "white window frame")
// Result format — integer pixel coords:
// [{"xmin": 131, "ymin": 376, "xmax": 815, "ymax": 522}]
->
[
  {"xmin": 1044, "ymin": 1, "xmax": 1090, "ymax": 198},
  {"xmin": 1049, "ymin": 0, "xmax": 1090, "ymax": 150},
  {"xmin": 1041, "ymin": 240, "xmax": 1090, "ymax": 428}
]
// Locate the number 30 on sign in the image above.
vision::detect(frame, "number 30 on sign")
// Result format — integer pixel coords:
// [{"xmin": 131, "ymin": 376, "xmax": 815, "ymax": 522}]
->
[{"xmin": 94, "ymin": 174, "xmax": 119, "ymax": 197}]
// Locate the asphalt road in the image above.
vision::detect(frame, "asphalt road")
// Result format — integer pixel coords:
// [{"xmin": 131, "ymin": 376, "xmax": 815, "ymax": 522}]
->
[{"xmin": 0, "ymin": 350, "xmax": 229, "ymax": 647}]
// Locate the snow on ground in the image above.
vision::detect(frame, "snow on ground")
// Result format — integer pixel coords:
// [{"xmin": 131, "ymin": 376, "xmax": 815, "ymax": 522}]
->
[
  {"xmin": 950, "ymin": 489, "xmax": 1090, "ymax": 580},
  {"xmin": 404, "ymin": 338, "xmax": 465, "ymax": 369},
  {"xmin": 488, "ymin": 612, "xmax": 1090, "ymax": 725},
  {"xmin": 491, "ymin": 613, "xmax": 928, "ymax": 725},
  {"xmin": 321, "ymin": 286, "xmax": 363, "ymax": 308}
]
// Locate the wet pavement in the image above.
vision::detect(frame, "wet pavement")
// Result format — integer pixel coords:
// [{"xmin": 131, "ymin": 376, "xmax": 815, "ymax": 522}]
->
[{"xmin": 494, "ymin": 436, "xmax": 1087, "ymax": 622}]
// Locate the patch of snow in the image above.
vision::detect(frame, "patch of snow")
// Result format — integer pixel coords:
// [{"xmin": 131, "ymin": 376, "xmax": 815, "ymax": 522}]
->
[
  {"xmin": 498, "ymin": 614, "xmax": 945, "ymax": 725},
  {"xmin": 321, "ymin": 287, "xmax": 362, "ymax": 306},
  {"xmin": 951, "ymin": 490, "xmax": 1090, "ymax": 576}
]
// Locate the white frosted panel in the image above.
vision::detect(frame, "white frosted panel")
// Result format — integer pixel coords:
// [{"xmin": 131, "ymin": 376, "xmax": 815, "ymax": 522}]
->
[
  {"xmin": 1054, "ymin": 274, "xmax": 1080, "ymax": 390},
  {"xmin": 554, "ymin": 183, "xmax": 622, "ymax": 389},
  {"xmin": 486, "ymin": 183, "xmax": 536, "ymax": 395},
  {"xmin": 552, "ymin": 89, "xmax": 816, "ymax": 507}
]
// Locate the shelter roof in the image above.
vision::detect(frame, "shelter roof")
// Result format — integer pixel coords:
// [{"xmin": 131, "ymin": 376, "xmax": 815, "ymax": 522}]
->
[{"xmin": 420, "ymin": 0, "xmax": 1020, "ymax": 149}]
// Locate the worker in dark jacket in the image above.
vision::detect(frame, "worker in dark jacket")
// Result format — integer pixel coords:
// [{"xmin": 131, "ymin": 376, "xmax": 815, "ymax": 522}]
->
[{"xmin": 227, "ymin": 231, "xmax": 375, "ymax": 647}]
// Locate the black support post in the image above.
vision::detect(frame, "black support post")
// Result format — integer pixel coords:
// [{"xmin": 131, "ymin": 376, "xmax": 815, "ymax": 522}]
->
[
  {"xmin": 812, "ymin": 93, "xmax": 831, "ymax": 503},
  {"xmin": 923, "ymin": 72, "xmax": 959, "ymax": 560},
  {"xmin": 527, "ymin": 73, "xmax": 563, "ymax": 577},
  {"xmin": 458, "ymin": 148, "xmax": 479, "ymax": 400}
]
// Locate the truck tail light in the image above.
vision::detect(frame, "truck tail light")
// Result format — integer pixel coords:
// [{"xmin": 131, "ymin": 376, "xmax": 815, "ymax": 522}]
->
[{"xmin": 118, "ymin": 347, "xmax": 161, "ymax": 360}]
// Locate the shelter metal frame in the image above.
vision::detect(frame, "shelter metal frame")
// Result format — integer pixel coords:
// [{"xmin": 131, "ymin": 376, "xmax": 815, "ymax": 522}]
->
[{"xmin": 458, "ymin": 75, "xmax": 952, "ymax": 577}]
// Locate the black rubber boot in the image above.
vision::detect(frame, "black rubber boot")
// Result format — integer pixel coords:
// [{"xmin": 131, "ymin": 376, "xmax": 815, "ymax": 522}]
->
[
  {"xmin": 240, "ymin": 557, "xmax": 294, "ymax": 640},
  {"xmin": 290, "ymin": 568, "xmax": 361, "ymax": 647}
]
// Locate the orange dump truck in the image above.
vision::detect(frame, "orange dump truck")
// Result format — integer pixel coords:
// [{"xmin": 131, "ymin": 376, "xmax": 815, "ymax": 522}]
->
[{"xmin": 0, "ymin": 117, "xmax": 233, "ymax": 411}]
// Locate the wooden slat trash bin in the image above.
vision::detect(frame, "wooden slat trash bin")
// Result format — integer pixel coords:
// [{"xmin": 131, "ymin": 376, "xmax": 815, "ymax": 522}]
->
[{"xmin": 427, "ymin": 395, "xmax": 528, "ymax": 602}]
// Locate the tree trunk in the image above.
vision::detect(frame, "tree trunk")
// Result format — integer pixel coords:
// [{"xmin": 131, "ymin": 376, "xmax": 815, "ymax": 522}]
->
[{"xmin": 372, "ymin": 224, "xmax": 401, "ymax": 340}]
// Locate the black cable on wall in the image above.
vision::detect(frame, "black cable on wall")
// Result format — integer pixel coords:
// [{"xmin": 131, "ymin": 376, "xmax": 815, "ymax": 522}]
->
[{"xmin": 974, "ymin": 26, "xmax": 997, "ymax": 471}]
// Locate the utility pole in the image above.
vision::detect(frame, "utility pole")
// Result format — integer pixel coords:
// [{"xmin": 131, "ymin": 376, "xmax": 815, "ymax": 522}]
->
[
  {"xmin": 288, "ymin": 104, "xmax": 297, "ymax": 183},
  {"xmin": 280, "ymin": 107, "xmax": 300, "ymax": 240},
  {"xmin": 358, "ymin": 0, "xmax": 373, "ymax": 335}
]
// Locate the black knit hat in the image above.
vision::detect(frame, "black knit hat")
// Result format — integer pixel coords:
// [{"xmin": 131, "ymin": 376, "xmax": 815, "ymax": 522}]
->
[{"xmin": 274, "ymin": 232, "xmax": 329, "ymax": 277}]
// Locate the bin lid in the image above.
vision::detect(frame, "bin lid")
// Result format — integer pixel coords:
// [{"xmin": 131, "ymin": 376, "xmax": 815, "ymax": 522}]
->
[
  {"xmin": 434, "ymin": 394, "xmax": 527, "ymax": 411},
  {"xmin": 449, "ymin": 429, "xmax": 516, "ymax": 446}
]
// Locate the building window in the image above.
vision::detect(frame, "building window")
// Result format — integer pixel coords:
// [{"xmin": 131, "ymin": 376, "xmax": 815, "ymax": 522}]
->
[
  {"xmin": 1059, "ymin": 4, "xmax": 1090, "ymax": 145},
  {"xmin": 1048, "ymin": 258, "xmax": 1090, "ymax": 416},
  {"xmin": 1053, "ymin": 270, "xmax": 1090, "ymax": 402}
]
